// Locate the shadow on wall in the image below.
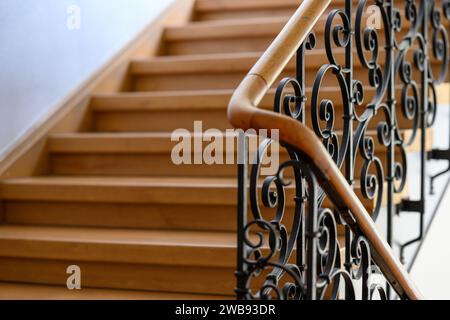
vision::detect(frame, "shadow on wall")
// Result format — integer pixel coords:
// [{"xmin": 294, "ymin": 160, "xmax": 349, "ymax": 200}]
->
[
  {"xmin": 411, "ymin": 173, "xmax": 450, "ymax": 300},
  {"xmin": 0, "ymin": 0, "xmax": 174, "ymax": 154}
]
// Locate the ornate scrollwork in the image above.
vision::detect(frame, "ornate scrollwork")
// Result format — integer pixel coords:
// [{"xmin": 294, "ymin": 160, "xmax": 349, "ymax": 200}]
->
[
  {"xmin": 430, "ymin": 0, "xmax": 449, "ymax": 83},
  {"xmin": 237, "ymin": 0, "xmax": 450, "ymax": 300}
]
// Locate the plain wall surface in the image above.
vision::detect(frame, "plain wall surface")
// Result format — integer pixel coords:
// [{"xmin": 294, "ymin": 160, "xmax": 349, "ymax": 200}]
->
[
  {"xmin": 411, "ymin": 175, "xmax": 450, "ymax": 299},
  {"xmin": 0, "ymin": 0, "xmax": 174, "ymax": 154}
]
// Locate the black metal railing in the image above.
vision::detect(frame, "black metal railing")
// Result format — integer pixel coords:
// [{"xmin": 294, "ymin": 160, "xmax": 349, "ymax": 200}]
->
[{"xmin": 235, "ymin": 0, "xmax": 449, "ymax": 300}]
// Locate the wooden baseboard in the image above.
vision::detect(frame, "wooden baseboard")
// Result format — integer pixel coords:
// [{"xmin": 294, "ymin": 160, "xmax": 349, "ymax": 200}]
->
[{"xmin": 0, "ymin": 0, "xmax": 195, "ymax": 179}]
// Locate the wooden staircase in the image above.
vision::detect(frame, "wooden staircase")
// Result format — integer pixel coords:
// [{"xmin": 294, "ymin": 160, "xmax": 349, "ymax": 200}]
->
[{"xmin": 0, "ymin": 0, "xmax": 442, "ymax": 299}]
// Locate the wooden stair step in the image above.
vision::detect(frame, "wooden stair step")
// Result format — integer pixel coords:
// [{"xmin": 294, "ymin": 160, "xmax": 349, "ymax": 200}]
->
[
  {"xmin": 165, "ymin": 16, "xmax": 291, "ymax": 42},
  {"xmin": 0, "ymin": 282, "xmax": 229, "ymax": 300},
  {"xmin": 0, "ymin": 225, "xmax": 235, "ymax": 267},
  {"xmin": 46, "ymin": 130, "xmax": 432, "ymax": 178},
  {"xmin": 194, "ymin": 0, "xmax": 425, "ymax": 12},
  {"xmin": 0, "ymin": 176, "xmax": 241, "ymax": 205},
  {"xmin": 1, "ymin": 176, "xmax": 405, "ymax": 231},
  {"xmin": 91, "ymin": 87, "xmax": 418, "ymax": 133},
  {"xmin": 0, "ymin": 256, "xmax": 235, "ymax": 295},
  {"xmin": 162, "ymin": 16, "xmax": 315, "ymax": 55},
  {"xmin": 193, "ymin": 0, "xmax": 432, "ymax": 21},
  {"xmin": 48, "ymin": 131, "xmax": 431, "ymax": 154},
  {"xmin": 0, "ymin": 225, "xmax": 235, "ymax": 295},
  {"xmin": 195, "ymin": 0, "xmax": 304, "ymax": 13},
  {"xmin": 167, "ymin": 13, "xmax": 404, "ymax": 42},
  {"xmin": 129, "ymin": 50, "xmax": 370, "ymax": 90},
  {"xmin": 162, "ymin": 15, "xmax": 416, "ymax": 55},
  {"xmin": 131, "ymin": 50, "xmax": 445, "ymax": 76},
  {"xmin": 195, "ymin": 3, "xmax": 295, "ymax": 21},
  {"xmin": 132, "ymin": 52, "xmax": 267, "ymax": 75},
  {"xmin": 0, "ymin": 175, "xmax": 359, "ymax": 206},
  {"xmin": 0, "ymin": 175, "xmax": 388, "ymax": 230},
  {"xmin": 92, "ymin": 87, "xmax": 348, "ymax": 112},
  {"xmin": 92, "ymin": 89, "xmax": 237, "ymax": 112},
  {"xmin": 0, "ymin": 226, "xmax": 345, "ymax": 296},
  {"xmin": 49, "ymin": 132, "xmax": 214, "ymax": 154},
  {"xmin": 129, "ymin": 51, "xmax": 441, "ymax": 91}
]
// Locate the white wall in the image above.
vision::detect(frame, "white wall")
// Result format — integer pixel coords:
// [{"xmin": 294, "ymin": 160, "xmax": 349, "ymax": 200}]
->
[
  {"xmin": 411, "ymin": 175, "xmax": 450, "ymax": 300},
  {"xmin": 409, "ymin": 101, "xmax": 450, "ymax": 300},
  {"xmin": 0, "ymin": 0, "xmax": 175, "ymax": 154}
]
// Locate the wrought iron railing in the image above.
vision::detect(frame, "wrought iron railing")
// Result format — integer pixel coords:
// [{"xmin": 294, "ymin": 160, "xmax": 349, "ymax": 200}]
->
[{"xmin": 229, "ymin": 0, "xmax": 449, "ymax": 300}]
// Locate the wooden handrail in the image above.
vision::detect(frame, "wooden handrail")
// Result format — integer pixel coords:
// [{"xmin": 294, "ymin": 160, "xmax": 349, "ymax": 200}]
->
[{"xmin": 228, "ymin": 0, "xmax": 423, "ymax": 300}]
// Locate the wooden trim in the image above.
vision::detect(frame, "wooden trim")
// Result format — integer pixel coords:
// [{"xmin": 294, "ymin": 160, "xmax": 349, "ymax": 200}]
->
[
  {"xmin": 0, "ymin": 0, "xmax": 195, "ymax": 179},
  {"xmin": 227, "ymin": 0, "xmax": 423, "ymax": 300}
]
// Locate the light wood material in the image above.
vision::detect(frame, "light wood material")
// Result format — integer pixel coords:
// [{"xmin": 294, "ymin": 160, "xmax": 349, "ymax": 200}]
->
[
  {"xmin": 0, "ymin": 175, "xmax": 389, "ymax": 211},
  {"xmin": 0, "ymin": 176, "xmax": 239, "ymax": 205},
  {"xmin": 195, "ymin": 0, "xmax": 302, "ymax": 12},
  {"xmin": 194, "ymin": 0, "xmax": 447, "ymax": 22},
  {"xmin": 46, "ymin": 129, "xmax": 431, "ymax": 178},
  {"xmin": 163, "ymin": 14, "xmax": 421, "ymax": 55},
  {"xmin": 0, "ymin": 257, "xmax": 234, "ymax": 295},
  {"xmin": 0, "ymin": 225, "xmax": 236, "ymax": 267},
  {"xmin": 0, "ymin": 282, "xmax": 229, "ymax": 300},
  {"xmin": 129, "ymin": 49, "xmax": 384, "ymax": 91},
  {"xmin": 227, "ymin": 0, "xmax": 423, "ymax": 300},
  {"xmin": 1, "ymin": 0, "xmax": 442, "ymax": 299},
  {"xmin": 91, "ymin": 86, "xmax": 412, "ymax": 133}
]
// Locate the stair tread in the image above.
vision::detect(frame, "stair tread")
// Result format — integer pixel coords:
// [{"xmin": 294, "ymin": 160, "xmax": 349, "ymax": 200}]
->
[
  {"xmin": 1, "ymin": 175, "xmax": 308, "ymax": 198},
  {"xmin": 1, "ymin": 176, "xmax": 240, "ymax": 188},
  {"xmin": 164, "ymin": 14, "xmax": 414, "ymax": 41},
  {"xmin": 191, "ymin": 15, "xmax": 289, "ymax": 26},
  {"xmin": 130, "ymin": 50, "xmax": 333, "ymax": 74},
  {"xmin": 132, "ymin": 51, "xmax": 265, "ymax": 74},
  {"xmin": 0, "ymin": 225, "xmax": 236, "ymax": 267},
  {"xmin": 49, "ymin": 132, "xmax": 236, "ymax": 153},
  {"xmin": 91, "ymin": 86, "xmax": 383, "ymax": 112},
  {"xmin": 165, "ymin": 16, "xmax": 291, "ymax": 41},
  {"xmin": 134, "ymin": 51, "xmax": 262, "ymax": 65},
  {"xmin": 0, "ymin": 225, "xmax": 235, "ymax": 247},
  {"xmin": 133, "ymin": 48, "xmax": 415, "ymax": 75},
  {"xmin": 194, "ymin": 0, "xmax": 441, "ymax": 16},
  {"xmin": 0, "ymin": 176, "xmax": 383, "ymax": 208},
  {"xmin": 0, "ymin": 282, "xmax": 230, "ymax": 300},
  {"xmin": 195, "ymin": 0, "xmax": 302, "ymax": 12},
  {"xmin": 0, "ymin": 176, "xmax": 240, "ymax": 204},
  {"xmin": 92, "ymin": 89, "xmax": 235, "ymax": 111},
  {"xmin": 48, "ymin": 128, "xmax": 428, "ymax": 154}
]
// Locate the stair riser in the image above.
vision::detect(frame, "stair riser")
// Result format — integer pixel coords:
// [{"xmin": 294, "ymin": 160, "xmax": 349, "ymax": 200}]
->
[
  {"xmin": 90, "ymin": 89, "xmax": 312, "ymax": 132},
  {"xmin": 194, "ymin": 0, "xmax": 425, "ymax": 22},
  {"xmin": 94, "ymin": 110, "xmax": 228, "ymax": 132},
  {"xmin": 3, "ymin": 201, "xmax": 239, "ymax": 231},
  {"xmin": 194, "ymin": 0, "xmax": 303, "ymax": 21},
  {"xmin": 131, "ymin": 68, "xmax": 377, "ymax": 92},
  {"xmin": 164, "ymin": 28, "xmax": 420, "ymax": 55},
  {"xmin": 165, "ymin": 36, "xmax": 278, "ymax": 55},
  {"xmin": 49, "ymin": 150, "xmax": 400, "ymax": 179},
  {"xmin": 196, "ymin": 8, "xmax": 294, "ymax": 21},
  {"xmin": 3, "ymin": 191, "xmax": 374, "ymax": 232},
  {"xmin": 0, "ymin": 283, "xmax": 230, "ymax": 300},
  {"xmin": 93, "ymin": 106, "xmax": 419, "ymax": 133},
  {"xmin": 196, "ymin": 6, "xmax": 353, "ymax": 22},
  {"xmin": 129, "ymin": 51, "xmax": 443, "ymax": 91},
  {"xmin": 0, "ymin": 258, "xmax": 235, "ymax": 295}
]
